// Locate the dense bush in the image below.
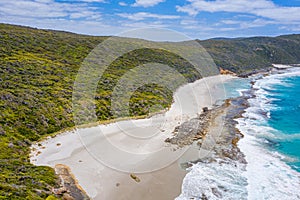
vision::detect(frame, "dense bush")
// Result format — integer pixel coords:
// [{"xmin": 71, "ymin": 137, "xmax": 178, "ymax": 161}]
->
[
  {"xmin": 200, "ymin": 35, "xmax": 300, "ymax": 74},
  {"xmin": 0, "ymin": 24, "xmax": 200, "ymax": 198}
]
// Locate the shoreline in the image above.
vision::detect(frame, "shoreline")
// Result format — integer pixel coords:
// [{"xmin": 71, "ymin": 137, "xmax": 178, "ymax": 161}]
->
[
  {"xmin": 176, "ymin": 96, "xmax": 249, "ymax": 199},
  {"xmin": 236, "ymin": 67, "xmax": 300, "ymax": 199},
  {"xmin": 176, "ymin": 66, "xmax": 300, "ymax": 199},
  {"xmin": 30, "ymin": 75, "xmax": 235, "ymax": 200}
]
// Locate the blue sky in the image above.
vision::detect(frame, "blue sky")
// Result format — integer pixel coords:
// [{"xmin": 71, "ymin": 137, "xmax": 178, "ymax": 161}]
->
[{"xmin": 0, "ymin": 0, "xmax": 299, "ymax": 39}]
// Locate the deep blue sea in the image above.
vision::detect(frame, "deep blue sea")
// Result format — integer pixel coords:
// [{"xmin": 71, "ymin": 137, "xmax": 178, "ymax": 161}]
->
[
  {"xmin": 236, "ymin": 67, "xmax": 300, "ymax": 199},
  {"xmin": 224, "ymin": 68, "xmax": 300, "ymax": 172},
  {"xmin": 265, "ymin": 74, "xmax": 300, "ymax": 172}
]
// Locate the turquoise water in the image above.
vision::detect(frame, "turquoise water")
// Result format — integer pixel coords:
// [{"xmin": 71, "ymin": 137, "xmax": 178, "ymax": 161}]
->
[
  {"xmin": 222, "ymin": 78, "xmax": 252, "ymax": 98},
  {"xmin": 222, "ymin": 72, "xmax": 300, "ymax": 172},
  {"xmin": 177, "ymin": 73, "xmax": 300, "ymax": 200},
  {"xmin": 264, "ymin": 75, "xmax": 300, "ymax": 171},
  {"xmin": 221, "ymin": 70, "xmax": 300, "ymax": 172}
]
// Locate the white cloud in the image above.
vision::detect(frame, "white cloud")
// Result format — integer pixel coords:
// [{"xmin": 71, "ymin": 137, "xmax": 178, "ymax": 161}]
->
[
  {"xmin": 0, "ymin": 14, "xmax": 123, "ymax": 36},
  {"xmin": 77, "ymin": 0, "xmax": 106, "ymax": 2},
  {"xmin": 0, "ymin": 0, "xmax": 298, "ymax": 40},
  {"xmin": 121, "ymin": 21, "xmax": 167, "ymax": 28},
  {"xmin": 118, "ymin": 12, "xmax": 180, "ymax": 21},
  {"xmin": 180, "ymin": 19, "xmax": 199, "ymax": 26},
  {"xmin": 221, "ymin": 20, "xmax": 241, "ymax": 25},
  {"xmin": 280, "ymin": 25, "xmax": 300, "ymax": 32},
  {"xmin": 176, "ymin": 0, "xmax": 300, "ymax": 23},
  {"xmin": 221, "ymin": 18, "xmax": 275, "ymax": 28},
  {"xmin": 119, "ymin": 2, "xmax": 127, "ymax": 6},
  {"xmin": 69, "ymin": 11, "xmax": 101, "ymax": 20},
  {"xmin": 0, "ymin": 0, "xmax": 101, "ymax": 20},
  {"xmin": 132, "ymin": 0, "xmax": 165, "ymax": 8}
]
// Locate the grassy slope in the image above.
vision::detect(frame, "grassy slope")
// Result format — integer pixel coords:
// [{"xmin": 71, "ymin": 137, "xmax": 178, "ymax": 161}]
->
[{"xmin": 0, "ymin": 23, "xmax": 299, "ymax": 199}]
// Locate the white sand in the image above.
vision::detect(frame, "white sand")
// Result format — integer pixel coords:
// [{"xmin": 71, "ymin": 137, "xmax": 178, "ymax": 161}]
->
[{"xmin": 30, "ymin": 75, "xmax": 234, "ymax": 200}]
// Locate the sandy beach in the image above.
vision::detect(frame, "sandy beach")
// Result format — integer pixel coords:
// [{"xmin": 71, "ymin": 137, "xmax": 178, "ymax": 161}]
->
[{"xmin": 30, "ymin": 75, "xmax": 234, "ymax": 200}]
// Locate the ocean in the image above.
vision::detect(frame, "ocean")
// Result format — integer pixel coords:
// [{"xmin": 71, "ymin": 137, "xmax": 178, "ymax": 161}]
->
[
  {"xmin": 177, "ymin": 68, "xmax": 300, "ymax": 199},
  {"xmin": 255, "ymin": 69, "xmax": 300, "ymax": 172}
]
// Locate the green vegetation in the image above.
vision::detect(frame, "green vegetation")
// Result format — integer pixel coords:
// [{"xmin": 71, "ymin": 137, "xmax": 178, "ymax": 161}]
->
[
  {"xmin": 0, "ymin": 23, "xmax": 299, "ymax": 199},
  {"xmin": 200, "ymin": 35, "xmax": 300, "ymax": 74},
  {"xmin": 0, "ymin": 24, "xmax": 201, "ymax": 199},
  {"xmin": 0, "ymin": 24, "xmax": 104, "ymax": 199}
]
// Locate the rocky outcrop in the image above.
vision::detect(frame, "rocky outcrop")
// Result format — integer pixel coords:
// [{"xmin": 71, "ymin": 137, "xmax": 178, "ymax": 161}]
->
[
  {"xmin": 165, "ymin": 107, "xmax": 213, "ymax": 147},
  {"xmin": 53, "ymin": 164, "xmax": 90, "ymax": 200},
  {"xmin": 219, "ymin": 67, "xmax": 236, "ymax": 76},
  {"xmin": 238, "ymin": 68, "xmax": 271, "ymax": 78},
  {"xmin": 165, "ymin": 96, "xmax": 249, "ymax": 164}
]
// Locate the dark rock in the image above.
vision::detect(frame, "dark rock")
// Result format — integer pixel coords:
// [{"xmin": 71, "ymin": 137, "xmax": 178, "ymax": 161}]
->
[
  {"xmin": 130, "ymin": 174, "xmax": 141, "ymax": 183},
  {"xmin": 202, "ymin": 107, "xmax": 209, "ymax": 113},
  {"xmin": 165, "ymin": 105, "xmax": 216, "ymax": 147},
  {"xmin": 212, "ymin": 187, "xmax": 222, "ymax": 198},
  {"xmin": 164, "ymin": 138, "xmax": 171, "ymax": 143},
  {"xmin": 201, "ymin": 193, "xmax": 208, "ymax": 200},
  {"xmin": 238, "ymin": 68, "xmax": 271, "ymax": 78}
]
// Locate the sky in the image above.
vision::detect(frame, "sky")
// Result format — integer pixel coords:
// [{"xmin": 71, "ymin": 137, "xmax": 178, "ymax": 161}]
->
[{"xmin": 0, "ymin": 0, "xmax": 300, "ymax": 40}]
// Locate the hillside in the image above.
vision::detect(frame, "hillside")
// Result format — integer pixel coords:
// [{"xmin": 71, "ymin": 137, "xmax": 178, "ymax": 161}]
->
[
  {"xmin": 200, "ymin": 34, "xmax": 300, "ymax": 74},
  {"xmin": 0, "ymin": 24, "xmax": 202, "ymax": 199},
  {"xmin": 0, "ymin": 23, "xmax": 299, "ymax": 199}
]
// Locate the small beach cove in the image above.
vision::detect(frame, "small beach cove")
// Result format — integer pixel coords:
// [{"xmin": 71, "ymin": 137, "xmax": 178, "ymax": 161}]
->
[
  {"xmin": 30, "ymin": 75, "xmax": 235, "ymax": 200},
  {"xmin": 28, "ymin": 66, "xmax": 300, "ymax": 200}
]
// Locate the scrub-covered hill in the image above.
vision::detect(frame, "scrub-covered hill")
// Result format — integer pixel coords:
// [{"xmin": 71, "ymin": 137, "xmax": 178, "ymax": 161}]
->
[{"xmin": 201, "ymin": 34, "xmax": 300, "ymax": 74}]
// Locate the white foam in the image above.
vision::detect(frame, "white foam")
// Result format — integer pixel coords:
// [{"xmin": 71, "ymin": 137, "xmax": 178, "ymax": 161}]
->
[
  {"xmin": 272, "ymin": 64, "xmax": 294, "ymax": 69},
  {"xmin": 237, "ymin": 68, "xmax": 300, "ymax": 199},
  {"xmin": 176, "ymin": 159, "xmax": 248, "ymax": 200},
  {"xmin": 177, "ymin": 68, "xmax": 300, "ymax": 200},
  {"xmin": 237, "ymin": 88, "xmax": 248, "ymax": 96},
  {"xmin": 253, "ymin": 68, "xmax": 300, "ymax": 93},
  {"xmin": 238, "ymin": 124, "xmax": 300, "ymax": 199}
]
